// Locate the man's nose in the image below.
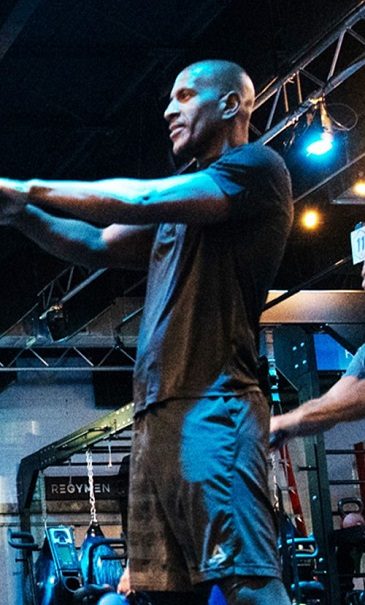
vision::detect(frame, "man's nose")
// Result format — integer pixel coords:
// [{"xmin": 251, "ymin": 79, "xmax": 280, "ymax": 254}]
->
[{"xmin": 164, "ymin": 98, "xmax": 179, "ymax": 121}]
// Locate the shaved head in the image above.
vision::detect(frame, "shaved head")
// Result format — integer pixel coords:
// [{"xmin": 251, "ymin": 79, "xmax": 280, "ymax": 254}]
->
[
  {"xmin": 181, "ymin": 60, "xmax": 255, "ymax": 121},
  {"xmin": 165, "ymin": 59, "xmax": 255, "ymax": 161}
]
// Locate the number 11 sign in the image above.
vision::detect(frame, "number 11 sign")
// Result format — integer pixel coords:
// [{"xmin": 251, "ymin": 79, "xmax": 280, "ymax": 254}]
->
[{"xmin": 351, "ymin": 224, "xmax": 365, "ymax": 264}]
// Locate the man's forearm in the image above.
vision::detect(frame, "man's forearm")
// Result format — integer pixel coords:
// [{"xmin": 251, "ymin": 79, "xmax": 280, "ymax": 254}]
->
[
  {"xmin": 13, "ymin": 204, "xmax": 108, "ymax": 268},
  {"xmin": 24, "ymin": 171, "xmax": 229, "ymax": 225},
  {"xmin": 27, "ymin": 178, "xmax": 146, "ymax": 225},
  {"xmin": 297, "ymin": 375, "xmax": 365, "ymax": 432},
  {"xmin": 278, "ymin": 397, "xmax": 342, "ymax": 437},
  {"xmin": 270, "ymin": 374, "xmax": 365, "ymax": 446}
]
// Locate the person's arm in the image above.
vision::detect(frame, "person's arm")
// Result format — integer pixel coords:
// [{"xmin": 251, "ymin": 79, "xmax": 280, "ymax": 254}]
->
[
  {"xmin": 8, "ymin": 204, "xmax": 155, "ymax": 269},
  {"xmin": 117, "ymin": 562, "xmax": 134, "ymax": 596},
  {"xmin": 0, "ymin": 172, "xmax": 231, "ymax": 226},
  {"xmin": 270, "ymin": 374, "xmax": 365, "ymax": 448}
]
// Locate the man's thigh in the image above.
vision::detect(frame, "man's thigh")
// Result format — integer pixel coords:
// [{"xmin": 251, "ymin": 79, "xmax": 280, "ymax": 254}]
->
[{"xmin": 128, "ymin": 394, "xmax": 280, "ymax": 590}]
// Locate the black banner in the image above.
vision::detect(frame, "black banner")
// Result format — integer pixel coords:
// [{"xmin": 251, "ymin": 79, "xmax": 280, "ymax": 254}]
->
[{"xmin": 45, "ymin": 475, "xmax": 128, "ymax": 501}]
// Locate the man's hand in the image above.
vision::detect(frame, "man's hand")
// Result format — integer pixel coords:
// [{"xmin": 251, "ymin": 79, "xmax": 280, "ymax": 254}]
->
[
  {"xmin": 269, "ymin": 411, "xmax": 300, "ymax": 449},
  {"xmin": 117, "ymin": 564, "xmax": 134, "ymax": 596},
  {"xmin": 0, "ymin": 179, "xmax": 28, "ymax": 225}
]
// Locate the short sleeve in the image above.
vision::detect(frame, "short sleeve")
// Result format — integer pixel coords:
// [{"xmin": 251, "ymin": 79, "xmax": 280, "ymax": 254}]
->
[
  {"xmin": 203, "ymin": 142, "xmax": 292, "ymax": 222},
  {"xmin": 204, "ymin": 142, "xmax": 291, "ymax": 198},
  {"xmin": 344, "ymin": 345, "xmax": 365, "ymax": 379}
]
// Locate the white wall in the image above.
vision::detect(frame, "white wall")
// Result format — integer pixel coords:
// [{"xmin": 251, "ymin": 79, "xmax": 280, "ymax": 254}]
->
[{"xmin": 0, "ymin": 368, "xmax": 105, "ymax": 605}]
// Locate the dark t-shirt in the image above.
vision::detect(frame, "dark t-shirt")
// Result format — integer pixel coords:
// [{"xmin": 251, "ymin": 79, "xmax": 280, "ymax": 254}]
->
[
  {"xmin": 133, "ymin": 142, "xmax": 293, "ymax": 414},
  {"xmin": 344, "ymin": 345, "xmax": 365, "ymax": 379}
]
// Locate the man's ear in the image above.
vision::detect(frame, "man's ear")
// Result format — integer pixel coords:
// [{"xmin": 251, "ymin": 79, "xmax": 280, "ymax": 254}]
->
[{"xmin": 219, "ymin": 91, "xmax": 240, "ymax": 119}]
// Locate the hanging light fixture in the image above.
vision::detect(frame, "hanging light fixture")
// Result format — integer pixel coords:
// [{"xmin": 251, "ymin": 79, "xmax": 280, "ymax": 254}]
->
[{"xmin": 305, "ymin": 99, "xmax": 334, "ymax": 156}]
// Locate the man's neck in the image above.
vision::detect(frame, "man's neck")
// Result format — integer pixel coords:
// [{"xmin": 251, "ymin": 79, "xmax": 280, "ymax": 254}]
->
[{"xmin": 195, "ymin": 139, "xmax": 248, "ymax": 168}]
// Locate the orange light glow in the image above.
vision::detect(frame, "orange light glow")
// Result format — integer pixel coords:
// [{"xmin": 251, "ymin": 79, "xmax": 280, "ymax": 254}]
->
[
  {"xmin": 301, "ymin": 209, "xmax": 321, "ymax": 230},
  {"xmin": 352, "ymin": 180, "xmax": 365, "ymax": 197}
]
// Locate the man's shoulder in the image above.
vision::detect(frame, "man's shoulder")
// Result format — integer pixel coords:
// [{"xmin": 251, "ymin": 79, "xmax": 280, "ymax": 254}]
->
[
  {"xmin": 202, "ymin": 141, "xmax": 292, "ymax": 206},
  {"xmin": 217, "ymin": 142, "xmax": 288, "ymax": 173}
]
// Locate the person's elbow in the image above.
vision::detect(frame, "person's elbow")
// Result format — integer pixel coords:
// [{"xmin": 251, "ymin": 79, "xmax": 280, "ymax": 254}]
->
[{"xmin": 55, "ymin": 227, "xmax": 109, "ymax": 269}]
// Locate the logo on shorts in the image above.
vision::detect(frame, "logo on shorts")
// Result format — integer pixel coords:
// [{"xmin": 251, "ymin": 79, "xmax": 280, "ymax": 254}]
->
[{"xmin": 209, "ymin": 544, "xmax": 226, "ymax": 566}]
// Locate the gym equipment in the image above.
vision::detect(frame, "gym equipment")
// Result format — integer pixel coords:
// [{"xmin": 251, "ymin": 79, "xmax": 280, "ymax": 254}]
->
[
  {"xmin": 345, "ymin": 591, "xmax": 365, "ymax": 604},
  {"xmin": 11, "ymin": 409, "xmax": 143, "ymax": 605},
  {"xmin": 79, "ymin": 521, "xmax": 125, "ymax": 589},
  {"xmin": 35, "ymin": 525, "xmax": 82, "ymax": 604},
  {"xmin": 282, "ymin": 533, "xmax": 325, "ymax": 604},
  {"xmin": 9, "ymin": 454, "xmax": 125, "ymax": 605},
  {"xmin": 335, "ymin": 497, "xmax": 365, "ymax": 605},
  {"xmin": 8, "ymin": 529, "xmax": 40, "ymax": 605},
  {"xmin": 339, "ymin": 498, "xmax": 365, "ymax": 528},
  {"xmin": 97, "ymin": 594, "xmax": 129, "ymax": 605},
  {"xmin": 9, "ymin": 525, "xmax": 83, "ymax": 605},
  {"xmin": 9, "ymin": 524, "xmax": 131, "ymax": 605},
  {"xmin": 79, "ymin": 449, "xmax": 125, "ymax": 590}
]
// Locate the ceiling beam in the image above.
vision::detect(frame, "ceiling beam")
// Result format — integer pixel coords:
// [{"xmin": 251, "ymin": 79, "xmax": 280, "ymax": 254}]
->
[
  {"xmin": 252, "ymin": 3, "xmax": 365, "ymax": 143},
  {"xmin": 0, "ymin": 0, "xmax": 43, "ymax": 62}
]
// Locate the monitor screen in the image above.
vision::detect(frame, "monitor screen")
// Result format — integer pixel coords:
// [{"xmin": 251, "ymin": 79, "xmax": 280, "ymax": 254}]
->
[{"xmin": 314, "ymin": 333, "xmax": 353, "ymax": 371}]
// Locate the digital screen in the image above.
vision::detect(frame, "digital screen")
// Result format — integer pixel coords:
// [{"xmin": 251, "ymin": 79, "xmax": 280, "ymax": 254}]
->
[
  {"xmin": 55, "ymin": 544, "xmax": 75, "ymax": 567},
  {"xmin": 314, "ymin": 333, "xmax": 353, "ymax": 371}
]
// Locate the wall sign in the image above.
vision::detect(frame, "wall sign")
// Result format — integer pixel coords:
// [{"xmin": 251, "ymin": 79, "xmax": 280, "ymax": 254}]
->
[
  {"xmin": 351, "ymin": 225, "xmax": 365, "ymax": 264},
  {"xmin": 45, "ymin": 475, "xmax": 128, "ymax": 501}
]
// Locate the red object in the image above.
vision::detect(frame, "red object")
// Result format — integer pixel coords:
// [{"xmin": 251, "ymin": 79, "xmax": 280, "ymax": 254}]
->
[
  {"xmin": 280, "ymin": 444, "xmax": 307, "ymax": 536},
  {"xmin": 354, "ymin": 442, "xmax": 365, "ymax": 510}
]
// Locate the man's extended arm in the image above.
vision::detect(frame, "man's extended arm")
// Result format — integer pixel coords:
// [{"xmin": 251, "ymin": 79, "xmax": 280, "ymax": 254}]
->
[
  {"xmin": 7, "ymin": 204, "xmax": 155, "ymax": 269},
  {"xmin": 0, "ymin": 171, "xmax": 231, "ymax": 269},
  {"xmin": 0, "ymin": 172, "xmax": 231, "ymax": 226},
  {"xmin": 270, "ymin": 373, "xmax": 365, "ymax": 448}
]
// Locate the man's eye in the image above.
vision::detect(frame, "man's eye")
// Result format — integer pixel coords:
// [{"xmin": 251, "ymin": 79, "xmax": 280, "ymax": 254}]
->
[{"xmin": 179, "ymin": 90, "xmax": 193, "ymax": 102}]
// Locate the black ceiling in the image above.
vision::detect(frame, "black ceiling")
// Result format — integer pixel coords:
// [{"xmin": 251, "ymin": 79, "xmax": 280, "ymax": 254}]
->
[{"xmin": 0, "ymin": 0, "xmax": 364, "ymax": 342}]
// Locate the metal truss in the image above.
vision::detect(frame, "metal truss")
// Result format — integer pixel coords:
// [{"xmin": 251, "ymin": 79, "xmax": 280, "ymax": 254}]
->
[
  {"xmin": 39, "ymin": 266, "xmax": 106, "ymax": 311},
  {"xmin": 0, "ymin": 0, "xmax": 43, "ymax": 62},
  {"xmin": 293, "ymin": 147, "xmax": 365, "ymax": 203},
  {"xmin": 0, "ymin": 264, "xmax": 94, "ymax": 339},
  {"xmin": 251, "ymin": 2, "xmax": 365, "ymax": 144},
  {"xmin": 0, "ymin": 345, "xmax": 135, "ymax": 372},
  {"xmin": 0, "ymin": 266, "xmax": 143, "ymax": 370}
]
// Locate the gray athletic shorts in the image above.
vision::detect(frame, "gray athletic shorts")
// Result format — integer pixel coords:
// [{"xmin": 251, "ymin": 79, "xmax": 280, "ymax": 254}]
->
[{"xmin": 128, "ymin": 392, "xmax": 281, "ymax": 592}]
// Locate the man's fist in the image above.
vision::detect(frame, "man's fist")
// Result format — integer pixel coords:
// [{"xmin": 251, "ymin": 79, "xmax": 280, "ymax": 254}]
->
[
  {"xmin": 269, "ymin": 413, "xmax": 297, "ymax": 449},
  {"xmin": 117, "ymin": 564, "xmax": 134, "ymax": 596},
  {"xmin": 0, "ymin": 179, "xmax": 28, "ymax": 225}
]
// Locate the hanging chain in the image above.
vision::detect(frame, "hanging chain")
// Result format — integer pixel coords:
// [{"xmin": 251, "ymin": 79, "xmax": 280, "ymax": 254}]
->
[
  {"xmin": 86, "ymin": 449, "xmax": 98, "ymax": 523},
  {"xmin": 68, "ymin": 459, "xmax": 73, "ymax": 485},
  {"xmin": 262, "ymin": 327, "xmax": 282, "ymax": 509},
  {"xmin": 108, "ymin": 440, "xmax": 113, "ymax": 468},
  {"xmin": 270, "ymin": 449, "xmax": 281, "ymax": 510},
  {"xmin": 39, "ymin": 470, "xmax": 48, "ymax": 528}
]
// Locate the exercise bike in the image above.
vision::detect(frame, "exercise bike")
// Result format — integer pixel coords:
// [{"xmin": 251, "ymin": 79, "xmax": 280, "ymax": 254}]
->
[{"xmin": 8, "ymin": 524, "xmax": 149, "ymax": 604}]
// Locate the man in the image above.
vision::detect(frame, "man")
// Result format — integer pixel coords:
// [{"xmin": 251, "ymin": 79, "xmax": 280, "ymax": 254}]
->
[
  {"xmin": 270, "ymin": 260, "xmax": 365, "ymax": 449},
  {"xmin": 0, "ymin": 60, "xmax": 293, "ymax": 604}
]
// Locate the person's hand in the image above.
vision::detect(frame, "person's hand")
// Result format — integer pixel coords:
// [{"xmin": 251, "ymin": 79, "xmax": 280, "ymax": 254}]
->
[
  {"xmin": 0, "ymin": 178, "xmax": 28, "ymax": 225},
  {"xmin": 269, "ymin": 413, "xmax": 298, "ymax": 449},
  {"xmin": 117, "ymin": 564, "xmax": 134, "ymax": 596}
]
